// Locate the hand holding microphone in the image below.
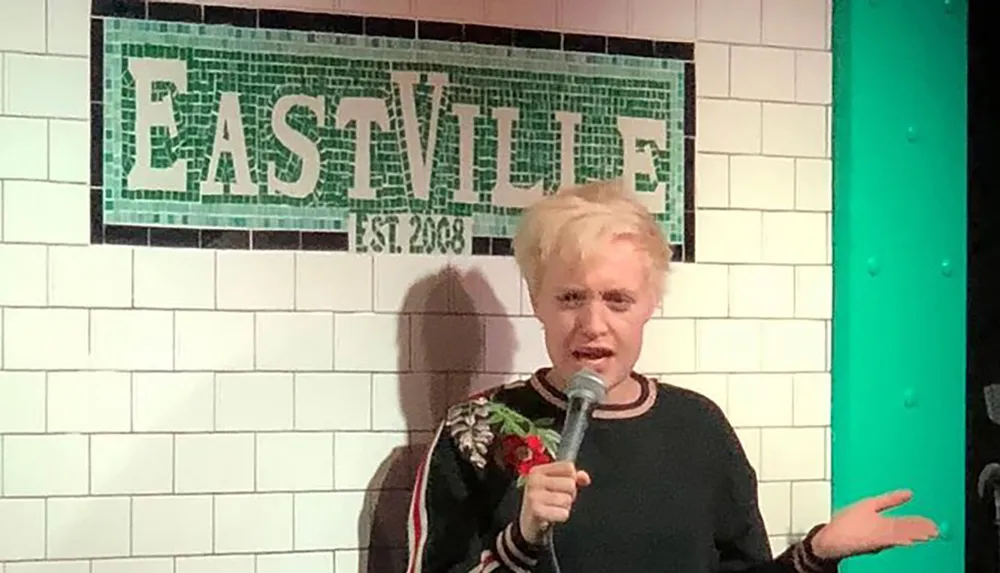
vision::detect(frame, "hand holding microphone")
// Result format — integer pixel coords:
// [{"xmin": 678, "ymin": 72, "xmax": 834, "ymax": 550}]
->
[{"xmin": 517, "ymin": 369, "xmax": 607, "ymax": 545}]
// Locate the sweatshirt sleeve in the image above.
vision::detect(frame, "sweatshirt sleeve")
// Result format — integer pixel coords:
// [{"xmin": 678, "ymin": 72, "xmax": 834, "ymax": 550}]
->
[
  {"xmin": 405, "ymin": 423, "xmax": 542, "ymax": 573},
  {"xmin": 714, "ymin": 411, "xmax": 840, "ymax": 573}
]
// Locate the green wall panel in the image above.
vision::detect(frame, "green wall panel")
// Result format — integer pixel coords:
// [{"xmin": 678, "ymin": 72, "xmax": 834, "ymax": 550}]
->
[{"xmin": 831, "ymin": 1, "xmax": 967, "ymax": 572}]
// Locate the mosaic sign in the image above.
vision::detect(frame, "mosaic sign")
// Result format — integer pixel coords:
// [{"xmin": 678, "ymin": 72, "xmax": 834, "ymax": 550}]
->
[{"xmin": 93, "ymin": 10, "xmax": 695, "ymax": 258}]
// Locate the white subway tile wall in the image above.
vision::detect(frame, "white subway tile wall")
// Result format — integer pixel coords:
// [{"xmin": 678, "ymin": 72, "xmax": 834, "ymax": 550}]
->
[{"xmin": 0, "ymin": 0, "xmax": 833, "ymax": 570}]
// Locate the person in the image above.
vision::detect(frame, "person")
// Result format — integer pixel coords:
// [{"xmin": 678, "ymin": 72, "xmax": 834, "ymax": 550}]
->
[{"xmin": 404, "ymin": 180, "xmax": 939, "ymax": 573}]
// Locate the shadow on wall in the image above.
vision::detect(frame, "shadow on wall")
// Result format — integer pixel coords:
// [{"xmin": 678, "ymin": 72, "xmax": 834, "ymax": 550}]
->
[{"xmin": 358, "ymin": 265, "xmax": 516, "ymax": 573}]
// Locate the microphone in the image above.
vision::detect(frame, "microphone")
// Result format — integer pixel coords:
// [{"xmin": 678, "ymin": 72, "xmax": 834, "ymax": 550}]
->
[
  {"xmin": 543, "ymin": 369, "xmax": 606, "ymax": 573},
  {"xmin": 555, "ymin": 369, "xmax": 608, "ymax": 463}
]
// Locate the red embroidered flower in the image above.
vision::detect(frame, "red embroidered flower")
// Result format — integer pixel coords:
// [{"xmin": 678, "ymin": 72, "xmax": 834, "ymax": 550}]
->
[{"xmin": 501, "ymin": 434, "xmax": 553, "ymax": 476}]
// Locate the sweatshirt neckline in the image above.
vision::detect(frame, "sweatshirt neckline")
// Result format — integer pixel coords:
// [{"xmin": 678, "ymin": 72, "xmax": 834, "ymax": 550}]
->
[{"xmin": 528, "ymin": 367, "xmax": 657, "ymax": 420}]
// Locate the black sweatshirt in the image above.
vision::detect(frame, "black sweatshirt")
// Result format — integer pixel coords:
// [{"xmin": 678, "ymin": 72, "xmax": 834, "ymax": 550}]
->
[{"xmin": 405, "ymin": 369, "xmax": 840, "ymax": 573}]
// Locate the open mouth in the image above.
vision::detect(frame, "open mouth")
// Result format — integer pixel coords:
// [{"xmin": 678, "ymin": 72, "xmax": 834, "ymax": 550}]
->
[{"xmin": 572, "ymin": 347, "xmax": 614, "ymax": 363}]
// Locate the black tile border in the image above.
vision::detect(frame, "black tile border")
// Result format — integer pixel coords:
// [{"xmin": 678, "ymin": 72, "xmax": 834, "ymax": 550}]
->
[{"xmin": 90, "ymin": 0, "xmax": 697, "ymax": 261}]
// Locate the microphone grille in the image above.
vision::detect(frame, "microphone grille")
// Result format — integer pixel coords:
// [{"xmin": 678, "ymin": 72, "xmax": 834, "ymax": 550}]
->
[
  {"xmin": 566, "ymin": 369, "xmax": 607, "ymax": 403},
  {"xmin": 985, "ymin": 384, "xmax": 1000, "ymax": 425}
]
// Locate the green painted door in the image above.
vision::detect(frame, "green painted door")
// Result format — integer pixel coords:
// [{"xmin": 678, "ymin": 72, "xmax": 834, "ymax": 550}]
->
[{"xmin": 830, "ymin": 1, "xmax": 967, "ymax": 571}]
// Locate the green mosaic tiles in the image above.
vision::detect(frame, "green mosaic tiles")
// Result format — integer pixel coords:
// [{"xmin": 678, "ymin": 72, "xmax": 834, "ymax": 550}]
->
[{"xmin": 101, "ymin": 17, "xmax": 690, "ymax": 256}]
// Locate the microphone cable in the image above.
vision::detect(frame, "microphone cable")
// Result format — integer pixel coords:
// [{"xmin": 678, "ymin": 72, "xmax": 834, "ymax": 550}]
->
[{"xmin": 543, "ymin": 528, "xmax": 563, "ymax": 573}]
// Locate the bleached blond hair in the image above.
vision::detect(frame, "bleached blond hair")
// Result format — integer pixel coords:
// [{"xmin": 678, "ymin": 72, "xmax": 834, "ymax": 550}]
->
[{"xmin": 512, "ymin": 179, "xmax": 673, "ymax": 300}]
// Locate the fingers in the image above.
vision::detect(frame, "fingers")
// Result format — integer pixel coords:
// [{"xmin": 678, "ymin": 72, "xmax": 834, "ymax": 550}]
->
[
  {"xmin": 871, "ymin": 489, "xmax": 914, "ymax": 512},
  {"xmin": 522, "ymin": 463, "xmax": 591, "ymax": 528}
]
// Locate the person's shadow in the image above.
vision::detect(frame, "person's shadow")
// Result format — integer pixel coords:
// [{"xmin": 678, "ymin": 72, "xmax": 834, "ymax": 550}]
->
[{"xmin": 359, "ymin": 264, "xmax": 516, "ymax": 573}]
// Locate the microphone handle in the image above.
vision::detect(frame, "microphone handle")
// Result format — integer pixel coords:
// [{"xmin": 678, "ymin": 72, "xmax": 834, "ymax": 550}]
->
[{"xmin": 555, "ymin": 397, "xmax": 596, "ymax": 462}]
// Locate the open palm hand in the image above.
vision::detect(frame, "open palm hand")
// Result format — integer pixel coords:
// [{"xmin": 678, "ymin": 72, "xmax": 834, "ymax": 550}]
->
[{"xmin": 810, "ymin": 489, "xmax": 939, "ymax": 560}]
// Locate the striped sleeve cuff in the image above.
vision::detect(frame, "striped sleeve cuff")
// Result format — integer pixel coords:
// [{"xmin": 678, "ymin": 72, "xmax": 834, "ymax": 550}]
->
[
  {"xmin": 493, "ymin": 521, "xmax": 540, "ymax": 572},
  {"xmin": 791, "ymin": 525, "xmax": 841, "ymax": 573}
]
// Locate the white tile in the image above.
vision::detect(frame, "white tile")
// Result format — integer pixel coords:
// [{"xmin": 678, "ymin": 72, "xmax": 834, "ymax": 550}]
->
[
  {"xmin": 0, "ymin": 2, "xmax": 46, "ymax": 52},
  {"xmin": 769, "ymin": 536, "xmax": 791, "ymax": 556},
  {"xmin": 1, "ymin": 434, "xmax": 88, "ymax": 496},
  {"xmin": 91, "ymin": 434, "xmax": 173, "ymax": 495},
  {"xmin": 791, "ymin": 481, "xmax": 831, "ymax": 533},
  {"xmin": 215, "ymin": 493, "xmax": 293, "ymax": 553},
  {"xmin": 216, "ymin": 372, "xmax": 294, "ymax": 431},
  {"xmin": 3, "ymin": 54, "xmax": 89, "ymax": 118},
  {"xmin": 133, "ymin": 247, "xmax": 215, "ymax": 309},
  {"xmin": 295, "ymin": 252, "xmax": 372, "ymax": 311},
  {"xmin": 730, "ymin": 47, "xmax": 796, "ymax": 102},
  {"xmin": 762, "ymin": 211, "xmax": 827, "ymax": 264},
  {"xmin": 334, "ymin": 432, "xmax": 411, "ymax": 490},
  {"xmin": 91, "ymin": 310, "xmax": 174, "ymax": 370},
  {"xmin": 662, "ymin": 262, "xmax": 729, "ymax": 317},
  {"xmin": 487, "ymin": 316, "xmax": 547, "ymax": 373},
  {"xmin": 47, "ymin": 0, "xmax": 91, "ymax": 55},
  {"xmin": 1, "ymin": 181, "xmax": 89, "ymax": 244},
  {"xmin": 0, "ymin": 244, "xmax": 46, "ymax": 306},
  {"xmin": 695, "ymin": 44, "xmax": 730, "ymax": 101},
  {"xmin": 176, "ymin": 556, "xmax": 253, "ymax": 573},
  {"xmin": 174, "ymin": 311, "xmax": 255, "ymax": 370},
  {"xmin": 414, "ymin": 0, "xmax": 484, "ymax": 22},
  {"xmin": 46, "ymin": 497, "xmax": 130, "ymax": 558},
  {"xmin": 255, "ymin": 312, "xmax": 334, "ymax": 370},
  {"xmin": 48, "ymin": 119, "xmax": 90, "ymax": 182},
  {"xmin": 485, "ymin": 0, "xmax": 556, "ymax": 28},
  {"xmin": 256, "ymin": 432, "xmax": 334, "ymax": 491},
  {"xmin": 334, "ymin": 550, "xmax": 365, "ymax": 573},
  {"xmin": 48, "ymin": 245, "xmax": 132, "ymax": 307},
  {"xmin": 558, "ymin": 0, "xmax": 628, "ymax": 35},
  {"xmin": 174, "ymin": 433, "xmax": 254, "ymax": 493},
  {"xmin": 0, "ymin": 181, "xmax": 4, "ymax": 241},
  {"xmin": 795, "ymin": 51, "xmax": 832, "ymax": 104},
  {"xmin": 659, "ymin": 374, "xmax": 728, "ymax": 413},
  {"xmin": 372, "ymin": 372, "xmax": 447, "ymax": 431},
  {"xmin": 636, "ymin": 319, "xmax": 696, "ymax": 373},
  {"xmin": 631, "ymin": 0, "xmax": 696, "ymax": 39},
  {"xmin": 0, "ymin": 117, "xmax": 48, "ymax": 179},
  {"xmin": 794, "ymin": 265, "xmax": 832, "ymax": 319},
  {"xmin": 450, "ymin": 256, "xmax": 522, "ymax": 315},
  {"xmin": 295, "ymin": 372, "xmax": 371, "ymax": 430},
  {"xmin": 131, "ymin": 495, "xmax": 213, "ymax": 556},
  {"xmin": 758, "ymin": 482, "xmax": 792, "ymax": 535},
  {"xmin": 0, "ymin": 372, "xmax": 45, "ymax": 432},
  {"xmin": 92, "ymin": 558, "xmax": 173, "ymax": 573},
  {"xmin": 760, "ymin": 427, "xmax": 825, "ymax": 480},
  {"xmin": 696, "ymin": 319, "xmax": 761, "ymax": 372},
  {"xmin": 257, "ymin": 552, "xmax": 335, "ymax": 573},
  {"xmin": 0, "ymin": 499, "xmax": 45, "ymax": 560},
  {"xmin": 293, "ymin": 491, "xmax": 368, "ymax": 550},
  {"xmin": 334, "ymin": 314, "xmax": 408, "ymax": 371},
  {"xmin": 694, "ymin": 153, "xmax": 729, "ymax": 208},
  {"xmin": 695, "ymin": 210, "xmax": 762, "ymax": 263},
  {"xmin": 697, "ymin": 0, "xmax": 761, "ymax": 43},
  {"xmin": 762, "ymin": 103, "xmax": 827, "ymax": 157},
  {"xmin": 761, "ymin": 320, "xmax": 826, "ymax": 372},
  {"xmin": 762, "ymin": 0, "xmax": 827, "ymax": 49},
  {"xmin": 825, "ymin": 427, "xmax": 831, "ymax": 479},
  {"xmin": 48, "ymin": 371, "xmax": 131, "ymax": 433},
  {"xmin": 217, "ymin": 251, "xmax": 295, "ymax": 310},
  {"xmin": 2, "ymin": 308, "xmax": 89, "ymax": 369},
  {"xmin": 6, "ymin": 563, "xmax": 90, "ymax": 573},
  {"xmin": 729, "ymin": 155, "xmax": 795, "ymax": 210},
  {"xmin": 411, "ymin": 314, "xmax": 486, "ymax": 372},
  {"xmin": 133, "ymin": 372, "xmax": 215, "ymax": 432},
  {"xmin": 729, "ymin": 265, "xmax": 794, "ymax": 318},
  {"xmin": 696, "ymin": 100, "xmax": 762, "ymax": 154},
  {"xmin": 794, "ymin": 158, "xmax": 832, "ymax": 211},
  {"xmin": 793, "ymin": 373, "xmax": 831, "ymax": 426},
  {"xmin": 373, "ymin": 256, "xmax": 450, "ymax": 313},
  {"xmin": 727, "ymin": 374, "xmax": 794, "ymax": 427},
  {"xmin": 339, "ymin": 0, "xmax": 412, "ymax": 16}
]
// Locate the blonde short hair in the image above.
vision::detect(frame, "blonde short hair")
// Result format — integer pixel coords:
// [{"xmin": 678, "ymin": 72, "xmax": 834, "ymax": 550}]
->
[{"xmin": 512, "ymin": 179, "xmax": 673, "ymax": 299}]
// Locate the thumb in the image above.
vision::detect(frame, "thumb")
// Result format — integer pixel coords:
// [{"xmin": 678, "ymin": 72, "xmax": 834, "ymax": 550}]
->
[{"xmin": 870, "ymin": 489, "xmax": 914, "ymax": 512}]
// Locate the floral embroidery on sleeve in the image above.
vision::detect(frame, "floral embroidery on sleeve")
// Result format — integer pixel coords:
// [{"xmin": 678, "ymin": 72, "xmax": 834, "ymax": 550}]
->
[{"xmin": 445, "ymin": 396, "xmax": 561, "ymax": 486}]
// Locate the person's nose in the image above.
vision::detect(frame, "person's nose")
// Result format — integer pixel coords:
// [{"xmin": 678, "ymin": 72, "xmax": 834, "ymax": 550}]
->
[{"xmin": 576, "ymin": 300, "xmax": 609, "ymax": 337}]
